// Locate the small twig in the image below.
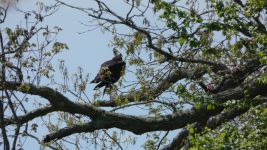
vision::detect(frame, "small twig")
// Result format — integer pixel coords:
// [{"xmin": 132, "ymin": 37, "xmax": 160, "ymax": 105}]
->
[
  {"xmin": 126, "ymin": 0, "xmax": 135, "ymax": 19},
  {"xmin": 103, "ymin": 130, "xmax": 124, "ymax": 150},
  {"xmin": 0, "ymin": 24, "xmax": 10, "ymax": 150},
  {"xmin": 156, "ymin": 131, "xmax": 169, "ymax": 150},
  {"xmin": 11, "ymin": 125, "xmax": 21, "ymax": 150}
]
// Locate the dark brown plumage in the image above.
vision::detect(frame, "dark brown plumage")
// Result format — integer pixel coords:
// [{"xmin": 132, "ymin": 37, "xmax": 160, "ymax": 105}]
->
[{"xmin": 91, "ymin": 54, "xmax": 126, "ymax": 91}]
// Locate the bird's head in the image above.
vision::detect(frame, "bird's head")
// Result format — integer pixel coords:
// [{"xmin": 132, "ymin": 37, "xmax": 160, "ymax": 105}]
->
[
  {"xmin": 112, "ymin": 53, "xmax": 123, "ymax": 62},
  {"xmin": 112, "ymin": 49, "xmax": 122, "ymax": 61}
]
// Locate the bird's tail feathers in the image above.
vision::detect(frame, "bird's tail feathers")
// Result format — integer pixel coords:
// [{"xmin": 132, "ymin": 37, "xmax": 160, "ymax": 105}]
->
[
  {"xmin": 91, "ymin": 77, "xmax": 100, "ymax": 83},
  {"xmin": 90, "ymin": 79, "xmax": 96, "ymax": 83},
  {"xmin": 93, "ymin": 82, "xmax": 106, "ymax": 90}
]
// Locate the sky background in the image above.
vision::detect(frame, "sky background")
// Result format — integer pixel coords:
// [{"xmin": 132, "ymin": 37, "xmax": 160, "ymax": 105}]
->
[
  {"xmin": 3, "ymin": 0, "xmax": 181, "ymax": 149},
  {"xmin": 6, "ymin": 1, "xmax": 119, "ymax": 149},
  {"xmin": 9, "ymin": 0, "xmax": 123, "ymax": 74}
]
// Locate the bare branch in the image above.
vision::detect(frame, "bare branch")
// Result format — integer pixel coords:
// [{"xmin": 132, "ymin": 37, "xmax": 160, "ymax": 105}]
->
[
  {"xmin": 157, "ymin": 131, "xmax": 169, "ymax": 150},
  {"xmin": 0, "ymin": 22, "xmax": 10, "ymax": 150},
  {"xmin": 103, "ymin": 130, "xmax": 124, "ymax": 150},
  {"xmin": 3, "ymin": 105, "xmax": 56, "ymax": 127}
]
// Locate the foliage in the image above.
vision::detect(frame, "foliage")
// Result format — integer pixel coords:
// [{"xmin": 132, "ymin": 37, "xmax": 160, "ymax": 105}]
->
[
  {"xmin": 0, "ymin": 0, "xmax": 266, "ymax": 149},
  {"xmin": 189, "ymin": 106, "xmax": 267, "ymax": 149}
]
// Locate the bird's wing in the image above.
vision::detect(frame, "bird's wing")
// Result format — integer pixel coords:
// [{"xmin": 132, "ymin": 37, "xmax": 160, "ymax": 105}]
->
[
  {"xmin": 101, "ymin": 59, "xmax": 118, "ymax": 68},
  {"xmin": 90, "ymin": 59, "xmax": 116, "ymax": 83}
]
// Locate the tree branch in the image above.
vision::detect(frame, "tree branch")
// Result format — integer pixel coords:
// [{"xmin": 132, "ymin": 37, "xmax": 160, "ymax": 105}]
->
[
  {"xmin": 42, "ymin": 68, "xmax": 267, "ymax": 142},
  {"xmin": 0, "ymin": 81, "xmax": 107, "ymax": 119},
  {"xmin": 3, "ymin": 105, "xmax": 56, "ymax": 127},
  {"xmin": 1, "ymin": 64, "xmax": 266, "ymax": 144}
]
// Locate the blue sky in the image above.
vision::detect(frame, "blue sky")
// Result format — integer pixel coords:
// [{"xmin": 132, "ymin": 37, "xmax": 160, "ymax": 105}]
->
[
  {"xmin": 2, "ymin": 0, "xmax": 184, "ymax": 149},
  {"xmin": 7, "ymin": 0, "xmax": 119, "ymax": 90},
  {"xmin": 4, "ymin": 1, "xmax": 149, "ymax": 149}
]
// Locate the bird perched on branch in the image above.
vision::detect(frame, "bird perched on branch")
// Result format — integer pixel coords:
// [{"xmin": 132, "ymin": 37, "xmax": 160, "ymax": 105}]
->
[{"xmin": 91, "ymin": 53, "xmax": 126, "ymax": 94}]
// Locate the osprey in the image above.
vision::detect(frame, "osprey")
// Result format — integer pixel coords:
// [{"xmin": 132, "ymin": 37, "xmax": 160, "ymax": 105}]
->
[{"xmin": 91, "ymin": 54, "xmax": 126, "ymax": 92}]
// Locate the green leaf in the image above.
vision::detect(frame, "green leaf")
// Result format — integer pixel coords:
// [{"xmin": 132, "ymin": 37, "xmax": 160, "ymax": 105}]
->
[
  {"xmin": 178, "ymin": 38, "xmax": 186, "ymax": 45},
  {"xmin": 194, "ymin": 102, "xmax": 201, "ymax": 110},
  {"xmin": 207, "ymin": 104, "xmax": 215, "ymax": 110},
  {"xmin": 19, "ymin": 83, "xmax": 30, "ymax": 92}
]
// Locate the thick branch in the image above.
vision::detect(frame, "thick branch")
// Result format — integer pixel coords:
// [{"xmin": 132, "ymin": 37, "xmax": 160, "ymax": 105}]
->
[
  {"xmin": 43, "ymin": 121, "xmax": 103, "ymax": 143},
  {"xmin": 42, "ymin": 105, "xmax": 223, "ymax": 142},
  {"xmin": 2, "ymin": 64, "xmax": 266, "ymax": 143},
  {"xmin": 43, "ymin": 70, "xmax": 267, "ymax": 142},
  {"xmin": 214, "ymin": 65, "xmax": 267, "ymax": 103},
  {"xmin": 3, "ymin": 105, "xmax": 56, "ymax": 127},
  {"xmin": 0, "ymin": 82, "xmax": 108, "ymax": 119}
]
